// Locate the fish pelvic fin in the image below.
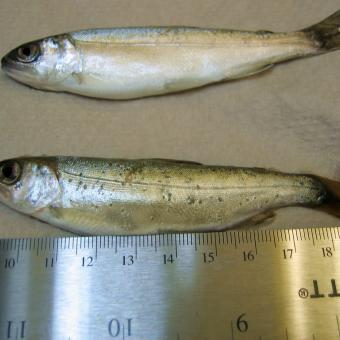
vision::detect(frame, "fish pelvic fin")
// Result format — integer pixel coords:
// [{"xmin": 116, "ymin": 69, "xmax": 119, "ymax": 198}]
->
[
  {"xmin": 314, "ymin": 176, "xmax": 340, "ymax": 218},
  {"xmin": 303, "ymin": 10, "xmax": 340, "ymax": 51}
]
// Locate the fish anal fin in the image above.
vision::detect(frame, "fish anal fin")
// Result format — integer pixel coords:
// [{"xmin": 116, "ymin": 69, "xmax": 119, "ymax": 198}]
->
[
  {"xmin": 238, "ymin": 210, "xmax": 276, "ymax": 229},
  {"xmin": 256, "ymin": 30, "xmax": 274, "ymax": 35},
  {"xmin": 245, "ymin": 64, "xmax": 274, "ymax": 78}
]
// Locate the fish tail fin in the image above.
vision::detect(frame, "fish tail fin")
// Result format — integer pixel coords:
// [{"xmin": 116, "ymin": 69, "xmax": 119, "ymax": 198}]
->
[
  {"xmin": 314, "ymin": 176, "xmax": 340, "ymax": 218},
  {"xmin": 303, "ymin": 10, "xmax": 340, "ymax": 51}
]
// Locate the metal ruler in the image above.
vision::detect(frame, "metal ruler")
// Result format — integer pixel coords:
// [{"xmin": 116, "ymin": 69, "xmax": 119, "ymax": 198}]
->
[{"xmin": 1, "ymin": 228, "xmax": 340, "ymax": 340}]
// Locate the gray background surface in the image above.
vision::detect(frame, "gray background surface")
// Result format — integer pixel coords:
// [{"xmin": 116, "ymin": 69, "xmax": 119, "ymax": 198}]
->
[{"xmin": 0, "ymin": 0, "xmax": 339, "ymax": 238}]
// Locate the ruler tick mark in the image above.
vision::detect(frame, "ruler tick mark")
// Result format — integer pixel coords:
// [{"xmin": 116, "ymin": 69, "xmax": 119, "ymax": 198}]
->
[
  {"xmin": 254, "ymin": 236, "xmax": 258, "ymax": 254},
  {"xmin": 311, "ymin": 230, "xmax": 315, "ymax": 245},
  {"xmin": 175, "ymin": 235, "xmax": 178, "ymax": 258},
  {"xmin": 230, "ymin": 321, "xmax": 235, "ymax": 340},
  {"xmin": 135, "ymin": 240, "xmax": 138, "ymax": 259},
  {"xmin": 336, "ymin": 315, "xmax": 340, "ymax": 337},
  {"xmin": 16, "ymin": 243, "xmax": 20, "ymax": 263},
  {"xmin": 286, "ymin": 327, "xmax": 289, "ymax": 340},
  {"xmin": 214, "ymin": 233, "xmax": 218, "ymax": 256}
]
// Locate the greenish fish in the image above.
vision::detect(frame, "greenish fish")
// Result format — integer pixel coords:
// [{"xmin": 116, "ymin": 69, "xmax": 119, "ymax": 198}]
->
[
  {"xmin": 1, "ymin": 10, "xmax": 340, "ymax": 99},
  {"xmin": 0, "ymin": 157, "xmax": 339, "ymax": 235}
]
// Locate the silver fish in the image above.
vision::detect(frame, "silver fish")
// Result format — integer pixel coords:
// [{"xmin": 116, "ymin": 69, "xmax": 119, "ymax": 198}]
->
[
  {"xmin": 1, "ymin": 10, "xmax": 340, "ymax": 100},
  {"xmin": 0, "ymin": 157, "xmax": 339, "ymax": 235}
]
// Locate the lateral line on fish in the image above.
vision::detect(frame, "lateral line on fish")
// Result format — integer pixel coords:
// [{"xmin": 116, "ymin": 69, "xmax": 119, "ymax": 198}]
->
[
  {"xmin": 59, "ymin": 169, "xmax": 310, "ymax": 191},
  {"xmin": 73, "ymin": 39, "xmax": 299, "ymax": 47}
]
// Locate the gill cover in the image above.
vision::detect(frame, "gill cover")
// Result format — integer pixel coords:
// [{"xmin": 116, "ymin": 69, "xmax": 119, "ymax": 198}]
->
[
  {"xmin": 1, "ymin": 35, "xmax": 81, "ymax": 89},
  {"xmin": 0, "ymin": 158, "xmax": 60, "ymax": 214}
]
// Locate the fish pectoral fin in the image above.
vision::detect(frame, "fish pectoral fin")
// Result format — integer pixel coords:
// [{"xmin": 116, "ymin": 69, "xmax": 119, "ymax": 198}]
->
[{"xmin": 71, "ymin": 72, "xmax": 84, "ymax": 85}]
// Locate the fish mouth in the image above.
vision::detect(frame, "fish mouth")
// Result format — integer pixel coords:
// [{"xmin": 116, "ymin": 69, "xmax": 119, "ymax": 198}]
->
[
  {"xmin": 1, "ymin": 52, "xmax": 40, "ymax": 87},
  {"xmin": 1, "ymin": 53, "xmax": 21, "ymax": 76}
]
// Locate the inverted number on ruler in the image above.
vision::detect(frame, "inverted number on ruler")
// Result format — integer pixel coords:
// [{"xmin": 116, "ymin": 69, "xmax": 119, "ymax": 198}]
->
[
  {"xmin": 4, "ymin": 258, "xmax": 15, "ymax": 269},
  {"xmin": 45, "ymin": 257, "xmax": 56, "ymax": 268},
  {"xmin": 231, "ymin": 313, "xmax": 249, "ymax": 336},
  {"xmin": 298, "ymin": 279, "xmax": 340, "ymax": 298},
  {"xmin": 236, "ymin": 313, "xmax": 248, "ymax": 332},
  {"xmin": 108, "ymin": 318, "xmax": 132, "ymax": 337},
  {"xmin": 6, "ymin": 321, "xmax": 26, "ymax": 339}
]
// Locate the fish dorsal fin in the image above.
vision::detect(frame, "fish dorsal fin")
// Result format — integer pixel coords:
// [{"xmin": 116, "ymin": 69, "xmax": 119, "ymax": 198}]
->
[{"xmin": 140, "ymin": 158, "xmax": 203, "ymax": 166}]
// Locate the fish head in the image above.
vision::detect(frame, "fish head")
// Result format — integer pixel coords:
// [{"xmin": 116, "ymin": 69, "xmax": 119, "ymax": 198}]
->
[
  {"xmin": 0, "ymin": 158, "xmax": 60, "ymax": 215},
  {"xmin": 1, "ymin": 35, "xmax": 80, "ymax": 90}
]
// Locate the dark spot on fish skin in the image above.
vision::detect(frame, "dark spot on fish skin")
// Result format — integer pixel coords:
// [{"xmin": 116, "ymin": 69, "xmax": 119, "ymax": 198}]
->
[
  {"xmin": 68, "ymin": 178, "xmax": 73, "ymax": 183},
  {"xmin": 79, "ymin": 172, "xmax": 83, "ymax": 177},
  {"xmin": 109, "ymin": 203, "xmax": 113, "ymax": 207},
  {"xmin": 162, "ymin": 191, "xmax": 172, "ymax": 202},
  {"xmin": 275, "ymin": 194, "xmax": 279, "ymax": 198},
  {"xmin": 198, "ymin": 199, "xmax": 203, "ymax": 204},
  {"xmin": 187, "ymin": 196, "xmax": 195, "ymax": 205},
  {"xmin": 83, "ymin": 184, "xmax": 87, "ymax": 190},
  {"xmin": 218, "ymin": 197, "xmax": 223, "ymax": 202},
  {"xmin": 124, "ymin": 171, "xmax": 134, "ymax": 185},
  {"xmin": 196, "ymin": 185, "xmax": 200, "ymax": 190}
]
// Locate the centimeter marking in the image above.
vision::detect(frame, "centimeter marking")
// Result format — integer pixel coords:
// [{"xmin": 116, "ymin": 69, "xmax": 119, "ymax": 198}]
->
[{"xmin": 0, "ymin": 227, "xmax": 339, "ymax": 255}]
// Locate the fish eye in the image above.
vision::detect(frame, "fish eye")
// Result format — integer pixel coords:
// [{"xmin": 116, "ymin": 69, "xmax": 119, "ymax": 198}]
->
[
  {"xmin": 16, "ymin": 44, "xmax": 40, "ymax": 63},
  {"xmin": 0, "ymin": 161, "xmax": 21, "ymax": 185}
]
